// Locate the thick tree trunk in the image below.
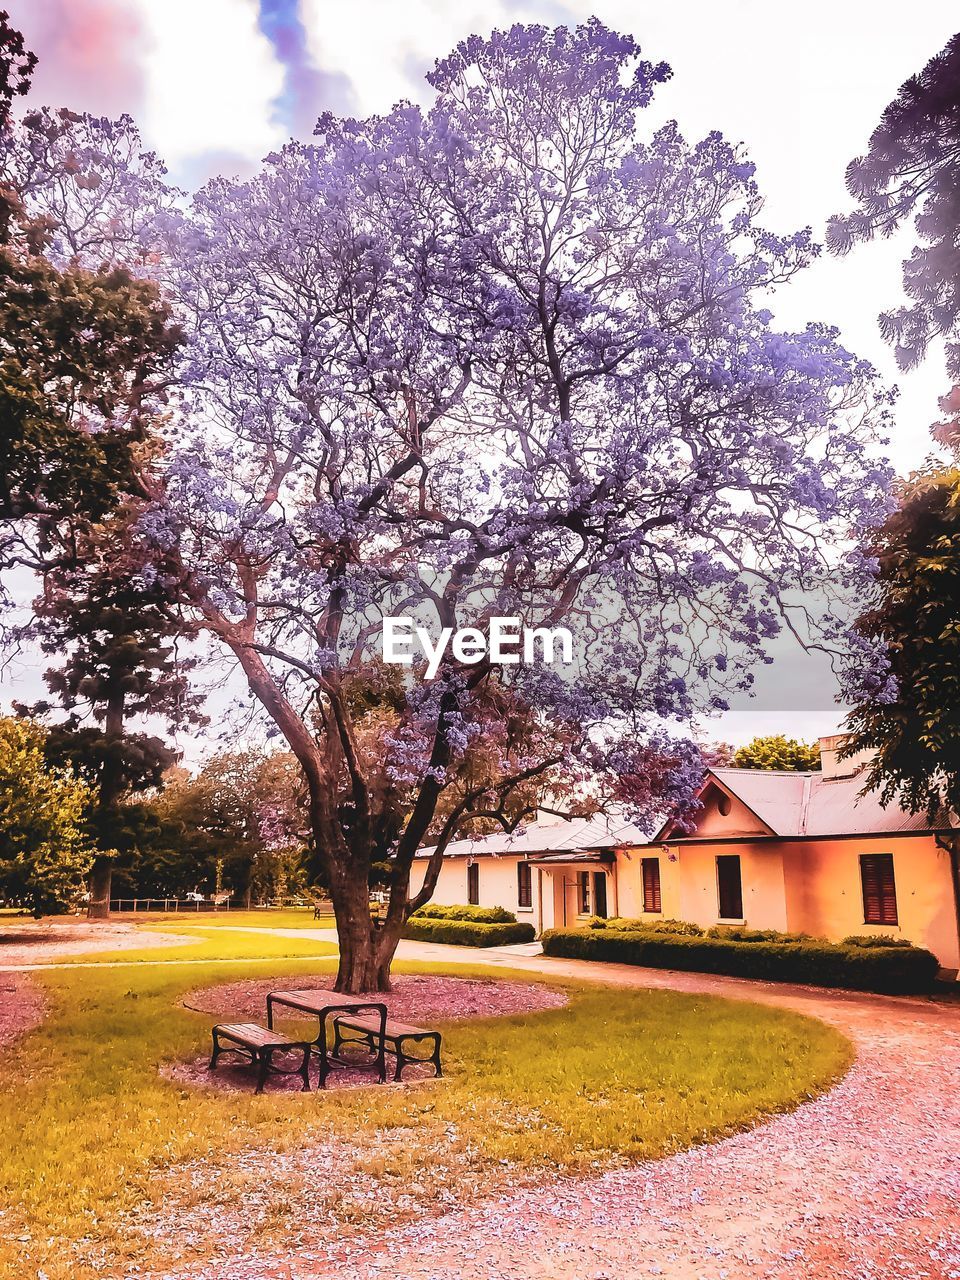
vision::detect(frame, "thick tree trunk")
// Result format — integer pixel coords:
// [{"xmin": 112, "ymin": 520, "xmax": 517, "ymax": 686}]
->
[
  {"xmin": 87, "ymin": 856, "xmax": 113, "ymax": 920},
  {"xmin": 330, "ymin": 876, "xmax": 403, "ymax": 993}
]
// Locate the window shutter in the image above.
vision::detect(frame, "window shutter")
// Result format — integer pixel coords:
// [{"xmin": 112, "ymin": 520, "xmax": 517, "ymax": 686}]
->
[
  {"xmin": 517, "ymin": 861, "xmax": 532, "ymax": 909},
  {"xmin": 860, "ymin": 854, "xmax": 898, "ymax": 925},
  {"xmin": 642, "ymin": 858, "xmax": 662, "ymax": 913}
]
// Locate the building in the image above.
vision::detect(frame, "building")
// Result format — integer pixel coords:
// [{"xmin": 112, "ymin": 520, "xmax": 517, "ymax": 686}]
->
[
  {"xmin": 411, "ymin": 809, "xmax": 647, "ymax": 937},
  {"xmin": 411, "ymin": 736, "xmax": 960, "ymax": 973}
]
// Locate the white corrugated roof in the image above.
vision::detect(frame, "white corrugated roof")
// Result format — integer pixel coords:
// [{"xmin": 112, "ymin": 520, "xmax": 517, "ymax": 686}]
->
[
  {"xmin": 706, "ymin": 767, "xmax": 952, "ymax": 837},
  {"xmin": 417, "ymin": 810, "xmax": 648, "ymax": 860}
]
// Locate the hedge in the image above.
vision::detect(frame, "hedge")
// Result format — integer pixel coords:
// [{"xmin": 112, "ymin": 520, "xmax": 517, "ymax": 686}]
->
[
  {"xmin": 539, "ymin": 927, "xmax": 940, "ymax": 994},
  {"xmin": 403, "ymin": 916, "xmax": 537, "ymax": 947},
  {"xmin": 411, "ymin": 902, "xmax": 516, "ymax": 924}
]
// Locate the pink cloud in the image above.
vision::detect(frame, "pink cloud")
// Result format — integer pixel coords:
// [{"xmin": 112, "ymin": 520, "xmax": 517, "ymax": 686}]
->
[{"xmin": 10, "ymin": 0, "xmax": 149, "ymax": 118}]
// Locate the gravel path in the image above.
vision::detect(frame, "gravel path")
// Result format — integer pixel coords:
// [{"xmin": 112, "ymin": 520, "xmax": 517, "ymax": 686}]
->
[
  {"xmin": 0, "ymin": 919, "xmax": 193, "ymax": 965},
  {"xmin": 148, "ymin": 950, "xmax": 960, "ymax": 1280}
]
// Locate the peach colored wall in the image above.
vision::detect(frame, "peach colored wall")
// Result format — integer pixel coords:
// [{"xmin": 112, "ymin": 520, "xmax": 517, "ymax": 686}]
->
[
  {"xmin": 408, "ymin": 855, "xmax": 551, "ymax": 932},
  {"xmin": 617, "ymin": 834, "xmax": 959, "ymax": 970},
  {"xmin": 786, "ymin": 835, "xmax": 959, "ymax": 969}
]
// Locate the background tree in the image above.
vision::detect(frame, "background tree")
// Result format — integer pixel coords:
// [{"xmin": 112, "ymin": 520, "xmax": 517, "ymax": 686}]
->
[
  {"xmin": 152, "ymin": 21, "xmax": 890, "ymax": 991},
  {"xmin": 0, "ymin": 11, "xmax": 178, "ymax": 595},
  {"xmin": 844, "ymin": 459, "xmax": 960, "ymax": 817},
  {"xmin": 731, "ymin": 735, "xmax": 822, "ymax": 772},
  {"xmin": 20, "ymin": 513, "xmax": 204, "ymax": 916},
  {"xmin": 827, "ymin": 32, "xmax": 960, "ymax": 382},
  {"xmin": 830, "ymin": 32, "xmax": 960, "ymax": 818},
  {"xmin": 186, "ymin": 749, "xmax": 296, "ymax": 908},
  {"xmin": 0, "ymin": 716, "xmax": 94, "ymax": 915}
]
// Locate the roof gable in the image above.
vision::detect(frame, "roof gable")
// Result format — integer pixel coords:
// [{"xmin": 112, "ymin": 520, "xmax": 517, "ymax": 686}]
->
[
  {"xmin": 659, "ymin": 775, "xmax": 778, "ymax": 841},
  {"xmin": 659, "ymin": 767, "xmax": 954, "ymax": 841}
]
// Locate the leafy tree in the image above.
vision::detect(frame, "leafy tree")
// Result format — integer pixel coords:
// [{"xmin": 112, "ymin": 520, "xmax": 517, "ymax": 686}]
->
[
  {"xmin": 731, "ymin": 735, "xmax": 822, "ymax": 772},
  {"xmin": 0, "ymin": 716, "xmax": 94, "ymax": 915},
  {"xmin": 0, "ymin": 10, "xmax": 34, "ymax": 132},
  {"xmin": 829, "ymin": 32, "xmax": 960, "ymax": 819},
  {"xmin": 20, "ymin": 514, "xmax": 204, "ymax": 916},
  {"xmin": 148, "ymin": 750, "xmax": 308, "ymax": 906},
  {"xmin": 151, "ymin": 22, "xmax": 890, "ymax": 990},
  {"xmin": 0, "ymin": 15, "xmax": 179, "ymax": 578},
  {"xmin": 844, "ymin": 465, "xmax": 960, "ymax": 817},
  {"xmin": 827, "ymin": 32, "xmax": 960, "ymax": 380}
]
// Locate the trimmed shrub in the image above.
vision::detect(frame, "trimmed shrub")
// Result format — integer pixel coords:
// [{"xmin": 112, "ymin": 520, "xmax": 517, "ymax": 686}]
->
[
  {"xmin": 593, "ymin": 916, "xmax": 705, "ymax": 937},
  {"xmin": 411, "ymin": 902, "xmax": 516, "ymax": 924},
  {"xmin": 403, "ymin": 916, "xmax": 536, "ymax": 947},
  {"xmin": 706, "ymin": 925, "xmax": 818, "ymax": 944},
  {"xmin": 540, "ymin": 927, "xmax": 940, "ymax": 994},
  {"xmin": 842, "ymin": 933, "xmax": 914, "ymax": 949}
]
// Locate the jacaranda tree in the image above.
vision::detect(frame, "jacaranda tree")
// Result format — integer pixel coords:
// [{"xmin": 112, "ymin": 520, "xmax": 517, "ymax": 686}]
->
[{"xmin": 149, "ymin": 22, "xmax": 892, "ymax": 990}]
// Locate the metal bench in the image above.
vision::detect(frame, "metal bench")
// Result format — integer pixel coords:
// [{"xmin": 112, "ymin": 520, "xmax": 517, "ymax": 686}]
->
[
  {"xmin": 332, "ymin": 1013, "xmax": 443, "ymax": 1082},
  {"xmin": 209, "ymin": 1022, "xmax": 312, "ymax": 1094}
]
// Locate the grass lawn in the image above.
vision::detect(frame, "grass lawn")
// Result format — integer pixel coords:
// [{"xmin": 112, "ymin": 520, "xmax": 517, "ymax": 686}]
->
[{"xmin": 0, "ymin": 951, "xmax": 853, "ymax": 1280}]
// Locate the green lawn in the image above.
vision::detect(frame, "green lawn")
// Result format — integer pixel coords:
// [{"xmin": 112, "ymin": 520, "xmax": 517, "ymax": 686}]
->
[{"xmin": 0, "ymin": 951, "xmax": 853, "ymax": 1280}]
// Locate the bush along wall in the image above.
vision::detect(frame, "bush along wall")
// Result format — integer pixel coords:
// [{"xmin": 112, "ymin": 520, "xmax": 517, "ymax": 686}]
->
[
  {"xmin": 539, "ymin": 927, "xmax": 941, "ymax": 994},
  {"xmin": 410, "ymin": 903, "xmax": 516, "ymax": 924},
  {"xmin": 403, "ymin": 915, "xmax": 537, "ymax": 947}
]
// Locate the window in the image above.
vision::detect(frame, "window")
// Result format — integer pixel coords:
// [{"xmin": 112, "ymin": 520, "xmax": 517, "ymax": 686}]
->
[
  {"xmin": 860, "ymin": 853, "xmax": 898, "ymax": 925},
  {"xmin": 577, "ymin": 870, "xmax": 590, "ymax": 914},
  {"xmin": 642, "ymin": 857, "xmax": 662, "ymax": 913},
  {"xmin": 716, "ymin": 854, "xmax": 743, "ymax": 919},
  {"xmin": 592, "ymin": 871, "xmax": 608, "ymax": 919},
  {"xmin": 467, "ymin": 861, "xmax": 479, "ymax": 905},
  {"xmin": 517, "ymin": 860, "xmax": 532, "ymax": 909}
]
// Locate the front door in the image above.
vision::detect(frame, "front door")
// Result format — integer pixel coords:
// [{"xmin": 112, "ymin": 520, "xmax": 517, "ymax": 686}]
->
[
  {"xmin": 717, "ymin": 855, "xmax": 743, "ymax": 920},
  {"xmin": 592, "ymin": 871, "xmax": 608, "ymax": 918}
]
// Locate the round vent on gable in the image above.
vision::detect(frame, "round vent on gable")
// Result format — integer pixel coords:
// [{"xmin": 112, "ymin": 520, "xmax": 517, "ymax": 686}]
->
[{"xmin": 717, "ymin": 793, "xmax": 732, "ymax": 817}]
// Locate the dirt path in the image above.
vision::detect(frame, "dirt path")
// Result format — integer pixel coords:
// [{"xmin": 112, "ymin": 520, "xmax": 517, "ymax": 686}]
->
[
  {"xmin": 0, "ymin": 919, "xmax": 194, "ymax": 967},
  {"xmin": 146, "ymin": 943, "xmax": 960, "ymax": 1280}
]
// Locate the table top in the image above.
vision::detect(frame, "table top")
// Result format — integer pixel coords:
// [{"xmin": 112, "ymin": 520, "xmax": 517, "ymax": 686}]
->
[{"xmin": 267, "ymin": 988, "xmax": 387, "ymax": 1013}]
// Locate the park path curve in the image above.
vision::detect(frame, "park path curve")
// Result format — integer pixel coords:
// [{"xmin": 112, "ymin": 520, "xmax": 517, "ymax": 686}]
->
[{"xmin": 157, "ymin": 934, "xmax": 960, "ymax": 1280}]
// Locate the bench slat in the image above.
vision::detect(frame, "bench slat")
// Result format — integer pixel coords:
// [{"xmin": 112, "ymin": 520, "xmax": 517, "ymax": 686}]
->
[
  {"xmin": 217, "ymin": 1022, "xmax": 303, "ymax": 1048},
  {"xmin": 336, "ymin": 1014, "xmax": 433, "ymax": 1038}
]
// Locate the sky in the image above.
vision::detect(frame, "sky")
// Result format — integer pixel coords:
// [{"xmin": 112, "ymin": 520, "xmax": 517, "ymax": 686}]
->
[{"xmin": 6, "ymin": 0, "xmax": 960, "ymax": 755}]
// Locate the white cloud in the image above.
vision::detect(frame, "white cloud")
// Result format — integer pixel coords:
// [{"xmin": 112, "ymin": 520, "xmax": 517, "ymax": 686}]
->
[{"xmin": 135, "ymin": 0, "xmax": 286, "ymax": 178}]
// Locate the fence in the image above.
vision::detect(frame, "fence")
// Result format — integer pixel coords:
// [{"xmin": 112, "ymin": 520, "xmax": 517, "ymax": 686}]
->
[
  {"xmin": 108, "ymin": 897, "xmax": 335, "ymax": 914},
  {"xmin": 109, "ymin": 898, "xmax": 233, "ymax": 913}
]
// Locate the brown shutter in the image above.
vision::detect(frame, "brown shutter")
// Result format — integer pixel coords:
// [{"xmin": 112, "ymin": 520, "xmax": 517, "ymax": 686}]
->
[
  {"xmin": 517, "ymin": 861, "xmax": 532, "ymax": 909},
  {"xmin": 642, "ymin": 858, "xmax": 662, "ymax": 912},
  {"xmin": 860, "ymin": 854, "xmax": 898, "ymax": 925}
]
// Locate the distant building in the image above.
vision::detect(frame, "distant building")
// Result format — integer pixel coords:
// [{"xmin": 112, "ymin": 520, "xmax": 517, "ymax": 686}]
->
[{"xmin": 412, "ymin": 736, "xmax": 960, "ymax": 975}]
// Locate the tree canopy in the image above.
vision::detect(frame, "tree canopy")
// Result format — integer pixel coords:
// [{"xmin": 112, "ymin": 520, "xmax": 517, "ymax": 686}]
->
[
  {"xmin": 137, "ymin": 21, "xmax": 892, "ymax": 988},
  {"xmin": 830, "ymin": 31, "xmax": 960, "ymax": 819},
  {"xmin": 0, "ymin": 16, "xmax": 179, "ymax": 575},
  {"xmin": 844, "ymin": 463, "xmax": 960, "ymax": 818},
  {"xmin": 0, "ymin": 716, "xmax": 95, "ymax": 915},
  {"xmin": 827, "ymin": 32, "xmax": 960, "ymax": 380},
  {"xmin": 731, "ymin": 735, "xmax": 822, "ymax": 772}
]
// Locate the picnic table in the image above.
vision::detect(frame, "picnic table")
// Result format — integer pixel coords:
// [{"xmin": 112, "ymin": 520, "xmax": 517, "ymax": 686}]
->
[{"xmin": 266, "ymin": 987, "xmax": 388, "ymax": 1087}]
